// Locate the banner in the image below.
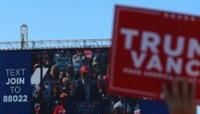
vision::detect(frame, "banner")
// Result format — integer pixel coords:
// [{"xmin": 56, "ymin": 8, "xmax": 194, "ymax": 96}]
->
[
  {"xmin": 0, "ymin": 51, "xmax": 32, "ymax": 114},
  {"xmin": 109, "ymin": 5, "xmax": 200, "ymax": 100}
]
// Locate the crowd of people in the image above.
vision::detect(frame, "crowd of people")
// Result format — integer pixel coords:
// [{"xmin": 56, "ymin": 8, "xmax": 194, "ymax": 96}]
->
[
  {"xmin": 31, "ymin": 49, "xmax": 196, "ymax": 114},
  {"xmin": 31, "ymin": 49, "xmax": 138, "ymax": 114}
]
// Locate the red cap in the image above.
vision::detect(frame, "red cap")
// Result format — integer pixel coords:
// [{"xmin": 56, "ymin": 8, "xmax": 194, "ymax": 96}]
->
[{"xmin": 80, "ymin": 66, "xmax": 89, "ymax": 75}]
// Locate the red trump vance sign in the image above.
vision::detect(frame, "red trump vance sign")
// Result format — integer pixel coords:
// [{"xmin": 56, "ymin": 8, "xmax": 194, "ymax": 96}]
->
[{"xmin": 109, "ymin": 5, "xmax": 200, "ymax": 101}]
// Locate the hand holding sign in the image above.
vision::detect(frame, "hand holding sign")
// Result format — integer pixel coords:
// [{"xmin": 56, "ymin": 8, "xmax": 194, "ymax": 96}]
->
[
  {"xmin": 163, "ymin": 78, "xmax": 196, "ymax": 114},
  {"xmin": 109, "ymin": 5, "xmax": 200, "ymax": 101}
]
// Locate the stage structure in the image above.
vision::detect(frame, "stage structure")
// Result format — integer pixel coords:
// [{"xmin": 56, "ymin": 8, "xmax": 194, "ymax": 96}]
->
[{"xmin": 0, "ymin": 39, "xmax": 111, "ymax": 50}]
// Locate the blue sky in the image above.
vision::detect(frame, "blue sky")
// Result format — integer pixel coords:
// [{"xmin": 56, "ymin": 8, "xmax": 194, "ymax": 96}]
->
[{"xmin": 0, "ymin": 0, "xmax": 200, "ymax": 42}]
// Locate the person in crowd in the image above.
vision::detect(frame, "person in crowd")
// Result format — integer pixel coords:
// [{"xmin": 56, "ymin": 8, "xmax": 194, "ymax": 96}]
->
[
  {"xmin": 58, "ymin": 71, "xmax": 66, "ymax": 82},
  {"xmin": 32, "ymin": 85, "xmax": 41, "ymax": 114},
  {"xmin": 34, "ymin": 103, "xmax": 40, "ymax": 114},
  {"xmin": 48, "ymin": 64, "xmax": 59, "ymax": 80},
  {"xmin": 112, "ymin": 100, "xmax": 124, "ymax": 114},
  {"xmin": 72, "ymin": 50, "xmax": 84, "ymax": 79},
  {"xmin": 42, "ymin": 51, "xmax": 51, "ymax": 67},
  {"xmin": 63, "ymin": 50, "xmax": 72, "ymax": 72},
  {"xmin": 92, "ymin": 49, "xmax": 107, "ymax": 76},
  {"xmin": 96, "ymin": 75, "xmax": 107, "ymax": 100},
  {"xmin": 43, "ymin": 64, "xmax": 59, "ymax": 97},
  {"xmin": 75, "ymin": 65, "xmax": 100, "ymax": 101},
  {"xmin": 163, "ymin": 78, "xmax": 196, "ymax": 114},
  {"xmin": 53, "ymin": 93, "xmax": 68, "ymax": 114},
  {"xmin": 42, "ymin": 64, "xmax": 60, "ymax": 114},
  {"xmin": 83, "ymin": 49, "xmax": 93, "ymax": 60},
  {"xmin": 49, "ymin": 84, "xmax": 60, "ymax": 113},
  {"xmin": 60, "ymin": 77, "xmax": 71, "ymax": 94},
  {"xmin": 65, "ymin": 64, "xmax": 75, "ymax": 80},
  {"xmin": 59, "ymin": 73, "xmax": 75, "ymax": 96}
]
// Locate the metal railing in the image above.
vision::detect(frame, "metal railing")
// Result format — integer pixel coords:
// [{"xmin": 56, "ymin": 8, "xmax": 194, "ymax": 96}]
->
[{"xmin": 0, "ymin": 39, "xmax": 111, "ymax": 50}]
